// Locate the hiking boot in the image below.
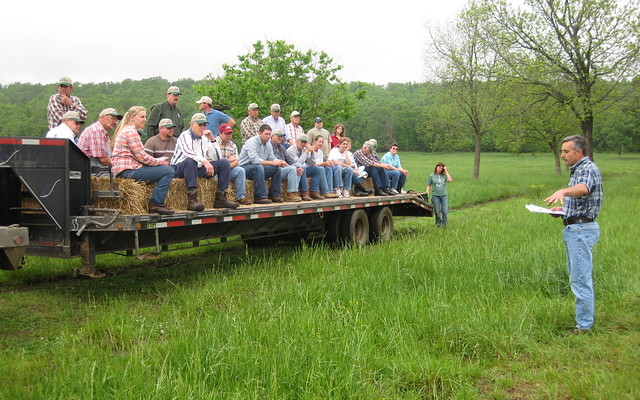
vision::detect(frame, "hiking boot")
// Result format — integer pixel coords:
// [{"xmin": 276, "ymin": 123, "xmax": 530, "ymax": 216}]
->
[
  {"xmin": 300, "ymin": 191, "xmax": 312, "ymax": 201},
  {"xmin": 187, "ymin": 191, "xmax": 205, "ymax": 212},
  {"xmin": 323, "ymin": 192, "xmax": 339, "ymax": 199},
  {"xmin": 237, "ymin": 197, "xmax": 253, "ymax": 205},
  {"xmin": 285, "ymin": 192, "xmax": 302, "ymax": 202},
  {"xmin": 354, "ymin": 181, "xmax": 373, "ymax": 195},
  {"xmin": 214, "ymin": 191, "xmax": 239, "ymax": 209},
  {"xmin": 270, "ymin": 196, "xmax": 284, "ymax": 203},
  {"xmin": 353, "ymin": 187, "xmax": 370, "ymax": 196},
  {"xmin": 149, "ymin": 203, "xmax": 175, "ymax": 215},
  {"xmin": 309, "ymin": 191, "xmax": 325, "ymax": 200},
  {"xmin": 254, "ymin": 197, "xmax": 273, "ymax": 204},
  {"xmin": 375, "ymin": 188, "xmax": 389, "ymax": 196}
]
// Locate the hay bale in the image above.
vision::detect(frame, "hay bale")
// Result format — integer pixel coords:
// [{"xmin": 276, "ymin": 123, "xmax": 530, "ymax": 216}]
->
[{"xmin": 91, "ymin": 177, "xmax": 150, "ymax": 214}]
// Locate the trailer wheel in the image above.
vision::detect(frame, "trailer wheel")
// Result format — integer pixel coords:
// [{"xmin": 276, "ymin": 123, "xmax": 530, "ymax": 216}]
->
[
  {"xmin": 369, "ymin": 206, "xmax": 393, "ymax": 242},
  {"xmin": 323, "ymin": 212, "xmax": 343, "ymax": 243},
  {"xmin": 341, "ymin": 209, "xmax": 369, "ymax": 247}
]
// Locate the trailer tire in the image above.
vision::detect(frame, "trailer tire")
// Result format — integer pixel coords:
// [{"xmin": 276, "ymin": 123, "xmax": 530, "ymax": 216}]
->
[
  {"xmin": 369, "ymin": 206, "xmax": 393, "ymax": 242},
  {"xmin": 341, "ymin": 209, "xmax": 369, "ymax": 247},
  {"xmin": 323, "ymin": 212, "xmax": 343, "ymax": 244}
]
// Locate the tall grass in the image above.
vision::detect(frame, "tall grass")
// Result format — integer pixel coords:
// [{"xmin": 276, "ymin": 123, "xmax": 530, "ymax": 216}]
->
[{"xmin": 1, "ymin": 152, "xmax": 638, "ymax": 399}]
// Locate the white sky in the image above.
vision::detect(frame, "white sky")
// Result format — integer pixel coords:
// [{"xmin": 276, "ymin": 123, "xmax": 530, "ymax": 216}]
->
[{"xmin": 0, "ymin": 0, "xmax": 469, "ymax": 86}]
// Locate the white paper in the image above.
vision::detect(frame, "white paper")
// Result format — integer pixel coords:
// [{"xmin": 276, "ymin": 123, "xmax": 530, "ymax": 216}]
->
[{"xmin": 526, "ymin": 204, "xmax": 564, "ymax": 216}]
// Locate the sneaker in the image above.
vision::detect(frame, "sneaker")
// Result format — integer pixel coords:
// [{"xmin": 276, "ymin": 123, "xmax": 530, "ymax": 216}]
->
[
  {"xmin": 254, "ymin": 197, "xmax": 273, "ymax": 205},
  {"xmin": 564, "ymin": 328, "xmax": 592, "ymax": 337},
  {"xmin": 334, "ymin": 188, "xmax": 343, "ymax": 198},
  {"xmin": 400, "ymin": 189, "xmax": 408, "ymax": 194},
  {"xmin": 342, "ymin": 188, "xmax": 351, "ymax": 198}
]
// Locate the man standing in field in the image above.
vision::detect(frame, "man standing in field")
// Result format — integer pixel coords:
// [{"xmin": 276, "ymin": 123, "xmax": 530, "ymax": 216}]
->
[
  {"xmin": 545, "ymin": 134, "xmax": 603, "ymax": 336},
  {"xmin": 47, "ymin": 76, "xmax": 88, "ymax": 130},
  {"xmin": 196, "ymin": 96, "xmax": 235, "ymax": 137},
  {"xmin": 146, "ymin": 86, "xmax": 184, "ymax": 137}
]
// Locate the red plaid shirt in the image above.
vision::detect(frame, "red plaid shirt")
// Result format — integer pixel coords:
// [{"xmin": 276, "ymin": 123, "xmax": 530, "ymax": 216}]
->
[
  {"xmin": 78, "ymin": 121, "xmax": 111, "ymax": 159},
  {"xmin": 47, "ymin": 94, "xmax": 88, "ymax": 129},
  {"xmin": 111, "ymin": 125, "xmax": 162, "ymax": 176}
]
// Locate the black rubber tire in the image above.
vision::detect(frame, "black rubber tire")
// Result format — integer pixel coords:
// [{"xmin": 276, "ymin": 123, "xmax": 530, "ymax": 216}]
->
[
  {"xmin": 369, "ymin": 206, "xmax": 393, "ymax": 242},
  {"xmin": 340, "ymin": 209, "xmax": 369, "ymax": 247}
]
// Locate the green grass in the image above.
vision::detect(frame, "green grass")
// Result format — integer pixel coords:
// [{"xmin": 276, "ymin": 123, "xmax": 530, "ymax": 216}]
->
[{"xmin": 1, "ymin": 152, "xmax": 639, "ymax": 399}]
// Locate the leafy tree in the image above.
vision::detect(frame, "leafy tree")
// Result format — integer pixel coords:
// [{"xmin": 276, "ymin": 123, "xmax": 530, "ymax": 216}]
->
[
  {"xmin": 483, "ymin": 0, "xmax": 640, "ymax": 159},
  {"xmin": 193, "ymin": 40, "xmax": 363, "ymax": 129}
]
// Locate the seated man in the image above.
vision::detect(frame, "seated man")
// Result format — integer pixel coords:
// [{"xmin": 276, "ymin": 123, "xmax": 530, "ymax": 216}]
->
[
  {"xmin": 353, "ymin": 140, "xmax": 394, "ymax": 196},
  {"xmin": 77, "ymin": 108, "xmax": 122, "ymax": 176},
  {"xmin": 270, "ymin": 129, "xmax": 302, "ymax": 202},
  {"xmin": 45, "ymin": 110, "xmax": 85, "ymax": 142},
  {"xmin": 144, "ymin": 118, "xmax": 177, "ymax": 160},
  {"xmin": 328, "ymin": 137, "xmax": 356, "ymax": 197},
  {"xmin": 170, "ymin": 113, "xmax": 239, "ymax": 210},
  {"xmin": 213, "ymin": 123, "xmax": 251, "ymax": 205},
  {"xmin": 287, "ymin": 136, "xmax": 332, "ymax": 200},
  {"xmin": 238, "ymin": 124, "xmax": 284, "ymax": 204},
  {"xmin": 308, "ymin": 135, "xmax": 339, "ymax": 199},
  {"xmin": 380, "ymin": 143, "xmax": 408, "ymax": 193}
]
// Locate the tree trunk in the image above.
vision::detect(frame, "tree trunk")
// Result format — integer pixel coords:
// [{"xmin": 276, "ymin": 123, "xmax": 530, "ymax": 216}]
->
[
  {"xmin": 473, "ymin": 134, "xmax": 482, "ymax": 179},
  {"xmin": 550, "ymin": 144, "xmax": 562, "ymax": 175},
  {"xmin": 581, "ymin": 112, "xmax": 594, "ymax": 161}
]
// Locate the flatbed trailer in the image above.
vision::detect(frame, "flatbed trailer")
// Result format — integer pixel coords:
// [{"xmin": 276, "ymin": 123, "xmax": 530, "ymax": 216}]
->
[{"xmin": 0, "ymin": 137, "xmax": 432, "ymax": 275}]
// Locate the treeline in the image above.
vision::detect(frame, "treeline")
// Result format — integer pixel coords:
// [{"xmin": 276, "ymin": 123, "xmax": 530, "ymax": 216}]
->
[{"xmin": 1, "ymin": 76, "xmax": 639, "ymax": 152}]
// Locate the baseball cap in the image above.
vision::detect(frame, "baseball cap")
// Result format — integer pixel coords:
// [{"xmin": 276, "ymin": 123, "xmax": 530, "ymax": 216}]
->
[
  {"xmin": 290, "ymin": 110, "xmax": 300, "ymax": 117},
  {"xmin": 219, "ymin": 123, "xmax": 233, "ymax": 134},
  {"xmin": 298, "ymin": 136, "xmax": 308, "ymax": 142},
  {"xmin": 272, "ymin": 129, "xmax": 285, "ymax": 137},
  {"xmin": 159, "ymin": 118, "xmax": 176, "ymax": 128},
  {"xmin": 99, "ymin": 108, "xmax": 123, "ymax": 120},
  {"xmin": 62, "ymin": 111, "xmax": 85, "ymax": 124},
  {"xmin": 248, "ymin": 103, "xmax": 259, "ymax": 110},
  {"xmin": 368, "ymin": 138, "xmax": 378, "ymax": 147},
  {"xmin": 363, "ymin": 140, "xmax": 376, "ymax": 150},
  {"xmin": 314, "ymin": 117, "xmax": 323, "ymax": 123},
  {"xmin": 196, "ymin": 96, "xmax": 212, "ymax": 104},
  {"xmin": 167, "ymin": 86, "xmax": 181, "ymax": 95},
  {"xmin": 58, "ymin": 76, "xmax": 73, "ymax": 86},
  {"xmin": 271, "ymin": 103, "xmax": 281, "ymax": 112},
  {"xmin": 190, "ymin": 113, "xmax": 207, "ymax": 124}
]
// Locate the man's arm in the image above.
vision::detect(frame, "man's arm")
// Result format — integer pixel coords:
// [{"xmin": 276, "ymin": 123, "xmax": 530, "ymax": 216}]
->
[
  {"xmin": 545, "ymin": 184, "xmax": 589, "ymax": 205},
  {"xmin": 145, "ymin": 104, "xmax": 161, "ymax": 137}
]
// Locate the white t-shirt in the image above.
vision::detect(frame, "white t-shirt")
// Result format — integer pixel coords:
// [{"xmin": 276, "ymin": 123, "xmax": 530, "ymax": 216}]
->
[{"xmin": 45, "ymin": 123, "xmax": 76, "ymax": 142}]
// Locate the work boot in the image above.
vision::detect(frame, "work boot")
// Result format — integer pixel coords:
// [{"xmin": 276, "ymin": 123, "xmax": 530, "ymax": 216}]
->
[
  {"xmin": 187, "ymin": 191, "xmax": 205, "ymax": 211},
  {"xmin": 270, "ymin": 196, "xmax": 284, "ymax": 203},
  {"xmin": 237, "ymin": 197, "xmax": 253, "ymax": 205},
  {"xmin": 300, "ymin": 191, "xmax": 312, "ymax": 201},
  {"xmin": 149, "ymin": 203, "xmax": 175, "ymax": 215},
  {"xmin": 375, "ymin": 188, "xmax": 389, "ymax": 196},
  {"xmin": 354, "ymin": 181, "xmax": 373, "ymax": 195},
  {"xmin": 309, "ymin": 191, "xmax": 325, "ymax": 200},
  {"xmin": 214, "ymin": 191, "xmax": 239, "ymax": 209},
  {"xmin": 254, "ymin": 197, "xmax": 273, "ymax": 204},
  {"xmin": 285, "ymin": 192, "xmax": 302, "ymax": 202}
]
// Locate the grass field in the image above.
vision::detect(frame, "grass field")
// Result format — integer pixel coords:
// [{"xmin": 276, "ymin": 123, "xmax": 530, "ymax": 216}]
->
[{"xmin": 1, "ymin": 152, "xmax": 639, "ymax": 399}]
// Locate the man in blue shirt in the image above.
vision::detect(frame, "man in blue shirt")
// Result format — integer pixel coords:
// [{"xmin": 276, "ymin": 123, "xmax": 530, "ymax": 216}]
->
[
  {"xmin": 545, "ymin": 135, "xmax": 603, "ymax": 336},
  {"xmin": 196, "ymin": 96, "xmax": 235, "ymax": 137}
]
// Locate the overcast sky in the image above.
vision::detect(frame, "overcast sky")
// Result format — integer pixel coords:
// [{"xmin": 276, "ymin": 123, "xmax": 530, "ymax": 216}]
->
[{"xmin": 1, "ymin": 0, "xmax": 469, "ymax": 86}]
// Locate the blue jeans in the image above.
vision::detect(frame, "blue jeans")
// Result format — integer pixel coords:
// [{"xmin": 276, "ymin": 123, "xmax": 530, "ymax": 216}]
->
[
  {"xmin": 385, "ymin": 170, "xmax": 406, "ymax": 190},
  {"xmin": 323, "ymin": 166, "xmax": 333, "ymax": 192},
  {"xmin": 280, "ymin": 165, "xmax": 299, "ymax": 193},
  {"xmin": 302, "ymin": 166, "xmax": 327, "ymax": 193},
  {"xmin": 332, "ymin": 165, "xmax": 355, "ymax": 189},
  {"xmin": 173, "ymin": 158, "xmax": 230, "ymax": 190},
  {"xmin": 229, "ymin": 167, "xmax": 246, "ymax": 200},
  {"xmin": 432, "ymin": 195, "xmax": 448, "ymax": 226},
  {"xmin": 118, "ymin": 165, "xmax": 175, "ymax": 206},
  {"xmin": 563, "ymin": 222, "xmax": 599, "ymax": 330},
  {"xmin": 242, "ymin": 164, "xmax": 282, "ymax": 199},
  {"xmin": 364, "ymin": 165, "xmax": 388, "ymax": 189}
]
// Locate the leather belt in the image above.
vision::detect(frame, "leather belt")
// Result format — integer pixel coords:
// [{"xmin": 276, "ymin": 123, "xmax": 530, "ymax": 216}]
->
[{"xmin": 563, "ymin": 217, "xmax": 595, "ymax": 226}]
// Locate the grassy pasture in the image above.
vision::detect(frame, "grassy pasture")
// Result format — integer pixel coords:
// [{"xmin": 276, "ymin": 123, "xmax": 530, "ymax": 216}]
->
[{"xmin": 1, "ymin": 152, "xmax": 639, "ymax": 399}]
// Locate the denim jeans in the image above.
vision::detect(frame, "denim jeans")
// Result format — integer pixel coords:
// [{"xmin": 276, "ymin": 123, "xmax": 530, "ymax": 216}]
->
[
  {"xmin": 323, "ymin": 166, "xmax": 333, "ymax": 192},
  {"xmin": 364, "ymin": 166, "xmax": 388, "ymax": 189},
  {"xmin": 332, "ymin": 165, "xmax": 354, "ymax": 189},
  {"xmin": 242, "ymin": 164, "xmax": 282, "ymax": 199},
  {"xmin": 173, "ymin": 158, "xmax": 230, "ymax": 190},
  {"xmin": 385, "ymin": 170, "xmax": 406, "ymax": 190},
  {"xmin": 303, "ymin": 166, "xmax": 328, "ymax": 193},
  {"xmin": 229, "ymin": 167, "xmax": 246, "ymax": 199},
  {"xmin": 118, "ymin": 165, "xmax": 175, "ymax": 206},
  {"xmin": 563, "ymin": 221, "xmax": 599, "ymax": 330},
  {"xmin": 432, "ymin": 195, "xmax": 448, "ymax": 226},
  {"xmin": 280, "ymin": 165, "xmax": 299, "ymax": 193}
]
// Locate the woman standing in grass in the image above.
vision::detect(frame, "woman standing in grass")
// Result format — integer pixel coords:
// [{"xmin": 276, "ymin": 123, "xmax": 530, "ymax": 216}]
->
[{"xmin": 426, "ymin": 162, "xmax": 452, "ymax": 227}]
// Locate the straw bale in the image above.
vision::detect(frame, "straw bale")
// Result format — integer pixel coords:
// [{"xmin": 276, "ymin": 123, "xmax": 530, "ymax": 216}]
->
[{"xmin": 91, "ymin": 177, "xmax": 150, "ymax": 214}]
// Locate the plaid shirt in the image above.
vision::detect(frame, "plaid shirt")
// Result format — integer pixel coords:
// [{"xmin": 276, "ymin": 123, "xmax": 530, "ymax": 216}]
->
[
  {"xmin": 287, "ymin": 123, "xmax": 305, "ymax": 143},
  {"xmin": 240, "ymin": 116, "xmax": 263, "ymax": 143},
  {"xmin": 353, "ymin": 149, "xmax": 376, "ymax": 168},
  {"xmin": 215, "ymin": 137, "xmax": 238, "ymax": 159},
  {"xmin": 47, "ymin": 94, "xmax": 88, "ymax": 129},
  {"xmin": 78, "ymin": 121, "xmax": 111, "ymax": 159},
  {"xmin": 111, "ymin": 125, "xmax": 162, "ymax": 176},
  {"xmin": 563, "ymin": 157, "xmax": 603, "ymax": 220}
]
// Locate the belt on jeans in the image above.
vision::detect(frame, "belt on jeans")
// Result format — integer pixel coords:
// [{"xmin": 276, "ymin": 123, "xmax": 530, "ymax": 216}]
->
[{"xmin": 563, "ymin": 217, "xmax": 595, "ymax": 226}]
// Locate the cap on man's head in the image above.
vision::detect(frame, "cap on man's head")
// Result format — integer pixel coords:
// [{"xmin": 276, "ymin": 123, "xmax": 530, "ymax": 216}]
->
[
  {"xmin": 270, "ymin": 104, "xmax": 281, "ymax": 112},
  {"xmin": 58, "ymin": 76, "xmax": 73, "ymax": 86},
  {"xmin": 298, "ymin": 136, "xmax": 308, "ymax": 143},
  {"xmin": 159, "ymin": 118, "xmax": 176, "ymax": 128},
  {"xmin": 190, "ymin": 113, "xmax": 207, "ymax": 124},
  {"xmin": 167, "ymin": 86, "xmax": 181, "ymax": 95},
  {"xmin": 272, "ymin": 129, "xmax": 285, "ymax": 137},
  {"xmin": 219, "ymin": 124, "xmax": 233, "ymax": 134},
  {"xmin": 363, "ymin": 140, "xmax": 376, "ymax": 150},
  {"xmin": 62, "ymin": 111, "xmax": 85, "ymax": 124},
  {"xmin": 248, "ymin": 103, "xmax": 260, "ymax": 110},
  {"xmin": 99, "ymin": 108, "xmax": 123, "ymax": 120},
  {"xmin": 368, "ymin": 138, "xmax": 378, "ymax": 147},
  {"xmin": 196, "ymin": 96, "xmax": 212, "ymax": 105},
  {"xmin": 290, "ymin": 110, "xmax": 301, "ymax": 118},
  {"xmin": 314, "ymin": 117, "xmax": 323, "ymax": 123}
]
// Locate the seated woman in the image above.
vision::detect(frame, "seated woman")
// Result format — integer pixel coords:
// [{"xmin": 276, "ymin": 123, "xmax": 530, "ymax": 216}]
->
[
  {"xmin": 380, "ymin": 143, "xmax": 409, "ymax": 193},
  {"xmin": 111, "ymin": 106, "xmax": 176, "ymax": 215},
  {"xmin": 328, "ymin": 137, "xmax": 356, "ymax": 197}
]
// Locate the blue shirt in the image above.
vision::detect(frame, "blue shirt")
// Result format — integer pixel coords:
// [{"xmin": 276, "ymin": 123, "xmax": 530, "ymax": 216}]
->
[
  {"xmin": 563, "ymin": 157, "xmax": 603, "ymax": 220},
  {"xmin": 380, "ymin": 152, "xmax": 402, "ymax": 169},
  {"xmin": 238, "ymin": 135, "xmax": 276, "ymax": 166},
  {"xmin": 204, "ymin": 109, "xmax": 231, "ymax": 137}
]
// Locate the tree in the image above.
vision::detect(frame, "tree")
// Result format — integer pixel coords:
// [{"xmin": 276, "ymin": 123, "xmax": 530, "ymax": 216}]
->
[
  {"xmin": 484, "ymin": 0, "xmax": 640, "ymax": 159},
  {"xmin": 194, "ymin": 40, "xmax": 363, "ymax": 129},
  {"xmin": 427, "ymin": 2, "xmax": 514, "ymax": 178}
]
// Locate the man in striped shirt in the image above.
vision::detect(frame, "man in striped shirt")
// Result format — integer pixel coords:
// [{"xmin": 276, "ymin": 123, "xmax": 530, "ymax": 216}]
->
[{"xmin": 144, "ymin": 118, "xmax": 177, "ymax": 160}]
